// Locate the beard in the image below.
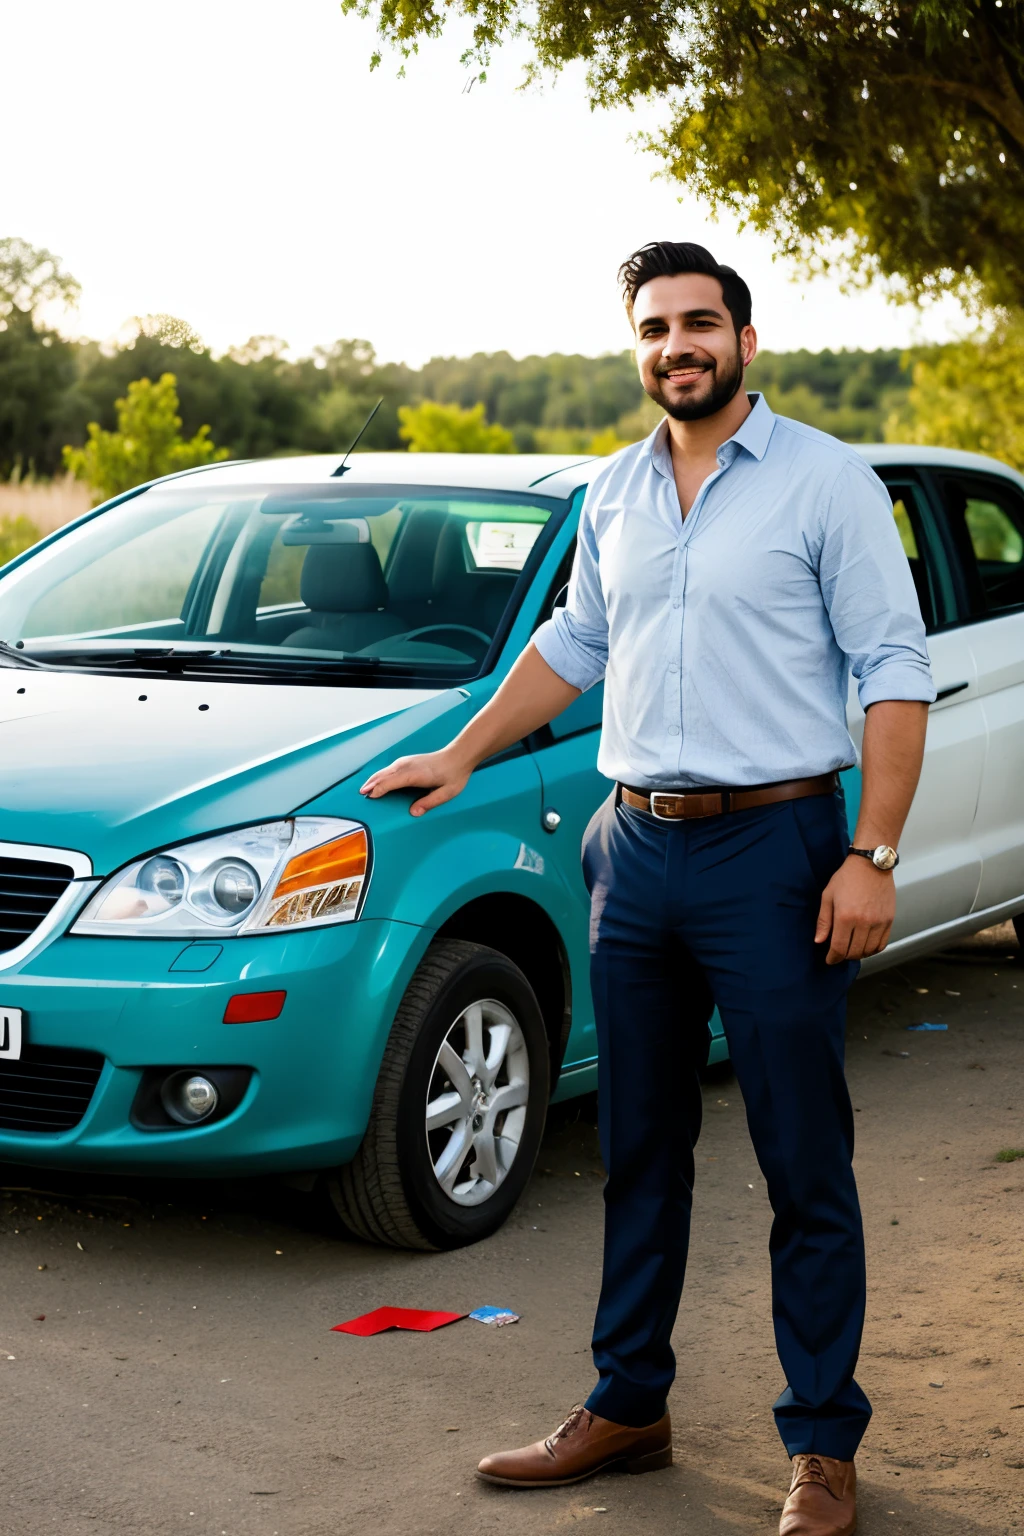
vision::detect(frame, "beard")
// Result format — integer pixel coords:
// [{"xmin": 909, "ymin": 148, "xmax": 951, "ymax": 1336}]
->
[{"xmin": 645, "ymin": 344, "xmax": 745, "ymax": 422}]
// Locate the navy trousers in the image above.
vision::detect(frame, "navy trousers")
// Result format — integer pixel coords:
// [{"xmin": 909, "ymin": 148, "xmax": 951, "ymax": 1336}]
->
[{"xmin": 581, "ymin": 789, "xmax": 871, "ymax": 1460}]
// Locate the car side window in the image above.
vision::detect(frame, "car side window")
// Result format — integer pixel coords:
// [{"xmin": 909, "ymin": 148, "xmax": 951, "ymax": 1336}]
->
[
  {"xmin": 878, "ymin": 479, "xmax": 939, "ymax": 631},
  {"xmin": 935, "ymin": 472, "xmax": 1024, "ymax": 617}
]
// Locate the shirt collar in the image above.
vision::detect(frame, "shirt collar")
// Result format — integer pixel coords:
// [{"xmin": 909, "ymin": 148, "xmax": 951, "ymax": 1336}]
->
[{"xmin": 650, "ymin": 391, "xmax": 776, "ymax": 480}]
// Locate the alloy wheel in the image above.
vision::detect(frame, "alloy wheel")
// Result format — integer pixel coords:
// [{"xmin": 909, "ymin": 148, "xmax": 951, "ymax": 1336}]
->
[{"xmin": 424, "ymin": 998, "xmax": 530, "ymax": 1207}]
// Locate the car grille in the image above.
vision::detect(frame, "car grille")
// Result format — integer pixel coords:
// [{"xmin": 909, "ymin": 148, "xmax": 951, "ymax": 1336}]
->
[
  {"xmin": 0, "ymin": 855, "xmax": 75, "ymax": 954},
  {"xmin": 0, "ymin": 1047, "xmax": 105, "ymax": 1133}
]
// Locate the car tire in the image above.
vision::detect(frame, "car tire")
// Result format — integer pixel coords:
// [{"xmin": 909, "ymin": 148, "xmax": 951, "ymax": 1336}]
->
[{"xmin": 325, "ymin": 938, "xmax": 551, "ymax": 1251}]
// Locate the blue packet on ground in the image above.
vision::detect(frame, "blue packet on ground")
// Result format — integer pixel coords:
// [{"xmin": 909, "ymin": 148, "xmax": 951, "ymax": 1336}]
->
[
  {"xmin": 469, "ymin": 1306, "xmax": 520, "ymax": 1326},
  {"xmin": 907, "ymin": 1022, "xmax": 947, "ymax": 1031}
]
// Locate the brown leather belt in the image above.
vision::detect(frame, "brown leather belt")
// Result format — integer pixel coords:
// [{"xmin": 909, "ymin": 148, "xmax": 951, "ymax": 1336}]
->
[{"xmin": 620, "ymin": 771, "xmax": 839, "ymax": 821}]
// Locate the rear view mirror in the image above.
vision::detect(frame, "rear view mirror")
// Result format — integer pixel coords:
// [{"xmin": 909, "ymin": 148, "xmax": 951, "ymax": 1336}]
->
[{"xmin": 281, "ymin": 516, "xmax": 371, "ymax": 546}]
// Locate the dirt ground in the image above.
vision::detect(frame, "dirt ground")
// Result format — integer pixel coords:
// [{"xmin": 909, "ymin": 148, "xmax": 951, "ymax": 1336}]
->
[{"xmin": 2, "ymin": 924, "xmax": 1023, "ymax": 1536}]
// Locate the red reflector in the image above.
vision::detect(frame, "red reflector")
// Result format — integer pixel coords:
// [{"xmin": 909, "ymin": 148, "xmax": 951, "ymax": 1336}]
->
[{"xmin": 223, "ymin": 990, "xmax": 286, "ymax": 1024}]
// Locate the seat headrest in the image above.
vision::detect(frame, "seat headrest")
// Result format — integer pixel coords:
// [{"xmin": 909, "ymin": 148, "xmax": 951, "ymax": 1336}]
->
[
  {"xmin": 300, "ymin": 543, "xmax": 388, "ymax": 614},
  {"xmin": 387, "ymin": 509, "xmax": 448, "ymax": 603},
  {"xmin": 432, "ymin": 519, "xmax": 469, "ymax": 592}
]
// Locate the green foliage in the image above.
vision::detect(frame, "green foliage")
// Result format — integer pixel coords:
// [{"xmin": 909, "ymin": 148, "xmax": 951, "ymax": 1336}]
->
[
  {"xmin": 0, "ymin": 311, "xmax": 79, "ymax": 479},
  {"xmin": 0, "ymin": 234, "xmax": 934, "ymax": 474},
  {"xmin": 996, "ymin": 1148, "xmax": 1024, "ymax": 1163},
  {"xmin": 884, "ymin": 317, "xmax": 1024, "ymax": 470},
  {"xmin": 748, "ymin": 349, "xmax": 908, "ymax": 443},
  {"xmin": 63, "ymin": 373, "xmax": 229, "ymax": 502},
  {"xmin": 0, "ymin": 514, "xmax": 41, "ymax": 566},
  {"xmin": 342, "ymin": 0, "xmax": 1024, "ymax": 311},
  {"xmin": 0, "ymin": 237, "xmax": 80, "ymax": 323},
  {"xmin": 398, "ymin": 400, "xmax": 516, "ymax": 452},
  {"xmin": 0, "ymin": 239, "xmax": 81, "ymax": 478}
]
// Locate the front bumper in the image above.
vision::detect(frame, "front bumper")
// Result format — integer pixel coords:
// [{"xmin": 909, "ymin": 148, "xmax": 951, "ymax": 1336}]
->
[{"xmin": 0, "ymin": 918, "xmax": 426, "ymax": 1176}]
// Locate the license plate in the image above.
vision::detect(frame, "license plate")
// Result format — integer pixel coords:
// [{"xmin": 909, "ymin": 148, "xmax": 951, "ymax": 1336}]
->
[{"xmin": 0, "ymin": 1008, "xmax": 23, "ymax": 1061}]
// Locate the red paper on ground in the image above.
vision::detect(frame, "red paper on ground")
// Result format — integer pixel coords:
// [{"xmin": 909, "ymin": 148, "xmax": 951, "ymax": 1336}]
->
[{"xmin": 332, "ymin": 1307, "xmax": 466, "ymax": 1336}]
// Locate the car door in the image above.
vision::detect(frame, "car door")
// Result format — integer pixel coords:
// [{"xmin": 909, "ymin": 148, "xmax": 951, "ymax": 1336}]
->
[
  {"xmin": 524, "ymin": 542, "xmax": 607, "ymax": 1075},
  {"xmin": 858, "ymin": 469, "xmax": 985, "ymax": 938},
  {"xmin": 926, "ymin": 465, "xmax": 1024, "ymax": 914}
]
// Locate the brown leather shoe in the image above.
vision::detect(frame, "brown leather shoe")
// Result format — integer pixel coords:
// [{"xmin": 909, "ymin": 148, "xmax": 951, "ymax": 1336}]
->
[
  {"xmin": 476, "ymin": 1404, "xmax": 673, "ymax": 1488},
  {"xmin": 780, "ymin": 1454, "xmax": 856, "ymax": 1536}
]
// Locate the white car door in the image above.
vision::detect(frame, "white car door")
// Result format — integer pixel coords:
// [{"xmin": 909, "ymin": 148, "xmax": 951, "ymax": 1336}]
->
[
  {"xmin": 927, "ymin": 465, "xmax": 1024, "ymax": 915},
  {"xmin": 856, "ymin": 470, "xmax": 985, "ymax": 940}
]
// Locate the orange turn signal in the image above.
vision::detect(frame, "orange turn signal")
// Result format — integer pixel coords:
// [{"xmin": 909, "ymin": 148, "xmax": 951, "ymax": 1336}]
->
[
  {"xmin": 272, "ymin": 828, "xmax": 367, "ymax": 898},
  {"xmin": 259, "ymin": 827, "xmax": 369, "ymax": 929}
]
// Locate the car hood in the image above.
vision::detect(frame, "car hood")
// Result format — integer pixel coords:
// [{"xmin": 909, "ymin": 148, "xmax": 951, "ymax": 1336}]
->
[{"xmin": 0, "ymin": 669, "xmax": 457, "ymax": 874}]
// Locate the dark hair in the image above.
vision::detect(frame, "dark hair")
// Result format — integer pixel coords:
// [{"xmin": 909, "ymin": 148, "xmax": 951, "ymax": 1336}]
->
[{"xmin": 618, "ymin": 242, "xmax": 752, "ymax": 335}]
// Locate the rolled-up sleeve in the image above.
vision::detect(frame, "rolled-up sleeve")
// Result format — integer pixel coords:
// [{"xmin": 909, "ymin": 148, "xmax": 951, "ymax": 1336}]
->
[
  {"xmin": 533, "ymin": 496, "xmax": 609, "ymax": 692},
  {"xmin": 818, "ymin": 459, "xmax": 937, "ymax": 709}
]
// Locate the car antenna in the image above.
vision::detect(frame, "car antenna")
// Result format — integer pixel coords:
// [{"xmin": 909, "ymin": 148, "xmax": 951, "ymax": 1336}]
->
[{"xmin": 332, "ymin": 398, "xmax": 383, "ymax": 477}]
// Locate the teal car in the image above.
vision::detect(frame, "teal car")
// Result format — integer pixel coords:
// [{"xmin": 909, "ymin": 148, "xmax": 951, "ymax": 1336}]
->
[
  {"xmin": 0, "ymin": 448, "xmax": 1021, "ymax": 1250},
  {"xmin": 0, "ymin": 451, "xmax": 638, "ymax": 1251}
]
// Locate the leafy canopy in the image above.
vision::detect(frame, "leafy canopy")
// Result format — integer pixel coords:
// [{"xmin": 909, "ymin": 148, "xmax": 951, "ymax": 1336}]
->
[
  {"xmin": 398, "ymin": 399, "xmax": 516, "ymax": 452},
  {"xmin": 63, "ymin": 373, "xmax": 229, "ymax": 502},
  {"xmin": 0, "ymin": 237, "xmax": 80, "ymax": 325},
  {"xmin": 342, "ymin": 0, "xmax": 1024, "ymax": 309}
]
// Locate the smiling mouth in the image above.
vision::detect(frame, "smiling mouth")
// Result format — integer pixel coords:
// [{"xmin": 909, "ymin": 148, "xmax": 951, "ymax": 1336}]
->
[{"xmin": 660, "ymin": 365, "xmax": 712, "ymax": 385}]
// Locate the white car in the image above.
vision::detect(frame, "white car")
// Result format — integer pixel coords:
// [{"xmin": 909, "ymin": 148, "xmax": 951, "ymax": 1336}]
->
[{"xmin": 849, "ymin": 445, "xmax": 1024, "ymax": 967}]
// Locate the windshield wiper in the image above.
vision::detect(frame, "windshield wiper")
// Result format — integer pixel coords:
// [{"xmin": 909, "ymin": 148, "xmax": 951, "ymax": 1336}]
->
[
  {"xmin": 38, "ymin": 646, "xmax": 386, "ymax": 677},
  {"xmin": 0, "ymin": 640, "xmax": 50, "ymax": 670}
]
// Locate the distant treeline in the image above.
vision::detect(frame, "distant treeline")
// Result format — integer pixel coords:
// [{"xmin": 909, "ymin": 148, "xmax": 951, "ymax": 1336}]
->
[{"xmin": 1, "ymin": 307, "xmax": 912, "ymax": 479}]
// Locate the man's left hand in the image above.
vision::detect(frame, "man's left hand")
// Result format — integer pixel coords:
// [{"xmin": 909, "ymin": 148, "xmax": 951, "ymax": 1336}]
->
[{"xmin": 815, "ymin": 856, "xmax": 896, "ymax": 965}]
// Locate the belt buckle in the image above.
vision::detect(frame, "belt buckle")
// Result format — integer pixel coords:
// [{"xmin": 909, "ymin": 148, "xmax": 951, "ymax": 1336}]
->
[{"xmin": 649, "ymin": 792, "xmax": 681, "ymax": 821}]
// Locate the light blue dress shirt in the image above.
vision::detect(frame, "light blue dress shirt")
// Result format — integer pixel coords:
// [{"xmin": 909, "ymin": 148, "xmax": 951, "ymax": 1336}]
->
[{"xmin": 533, "ymin": 394, "xmax": 936, "ymax": 790}]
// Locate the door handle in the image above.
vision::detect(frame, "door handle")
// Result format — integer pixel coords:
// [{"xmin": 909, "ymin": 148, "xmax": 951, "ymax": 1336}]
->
[{"xmin": 932, "ymin": 682, "xmax": 969, "ymax": 703}]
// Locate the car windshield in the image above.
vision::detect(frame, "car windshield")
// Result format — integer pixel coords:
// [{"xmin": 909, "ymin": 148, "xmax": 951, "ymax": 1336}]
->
[{"xmin": 0, "ymin": 479, "xmax": 565, "ymax": 683}]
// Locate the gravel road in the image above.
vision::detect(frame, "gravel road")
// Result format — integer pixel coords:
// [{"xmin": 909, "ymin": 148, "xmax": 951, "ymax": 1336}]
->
[{"xmin": 2, "ymin": 925, "xmax": 1022, "ymax": 1536}]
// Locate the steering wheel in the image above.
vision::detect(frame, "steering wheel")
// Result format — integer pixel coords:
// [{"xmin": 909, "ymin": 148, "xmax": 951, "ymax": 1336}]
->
[{"xmin": 399, "ymin": 624, "xmax": 492, "ymax": 651}]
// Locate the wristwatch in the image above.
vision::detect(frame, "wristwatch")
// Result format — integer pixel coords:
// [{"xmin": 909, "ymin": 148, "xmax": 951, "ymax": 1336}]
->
[{"xmin": 848, "ymin": 844, "xmax": 900, "ymax": 871}]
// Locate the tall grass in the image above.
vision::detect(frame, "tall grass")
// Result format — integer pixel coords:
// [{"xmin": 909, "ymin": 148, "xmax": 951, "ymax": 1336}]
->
[{"xmin": 0, "ymin": 475, "xmax": 91, "ymax": 536}]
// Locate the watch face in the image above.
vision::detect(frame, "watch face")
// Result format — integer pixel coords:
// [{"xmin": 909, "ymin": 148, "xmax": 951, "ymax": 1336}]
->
[{"xmin": 872, "ymin": 845, "xmax": 898, "ymax": 871}]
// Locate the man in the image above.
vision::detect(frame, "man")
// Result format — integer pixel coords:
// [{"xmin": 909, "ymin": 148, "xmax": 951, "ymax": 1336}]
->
[{"xmin": 361, "ymin": 241, "xmax": 934, "ymax": 1535}]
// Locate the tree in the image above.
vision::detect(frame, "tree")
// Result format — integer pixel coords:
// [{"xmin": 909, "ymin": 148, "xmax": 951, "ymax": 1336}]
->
[
  {"xmin": 63, "ymin": 373, "xmax": 229, "ymax": 502},
  {"xmin": 343, "ymin": 0, "xmax": 1024, "ymax": 310},
  {"xmin": 0, "ymin": 238, "xmax": 81, "ymax": 477},
  {"xmin": 73, "ymin": 315, "xmax": 229, "ymax": 444},
  {"xmin": 884, "ymin": 318, "xmax": 1024, "ymax": 469},
  {"xmin": 0, "ymin": 311, "xmax": 79, "ymax": 478},
  {"xmin": 398, "ymin": 400, "xmax": 516, "ymax": 452},
  {"xmin": 0, "ymin": 237, "xmax": 80, "ymax": 324}
]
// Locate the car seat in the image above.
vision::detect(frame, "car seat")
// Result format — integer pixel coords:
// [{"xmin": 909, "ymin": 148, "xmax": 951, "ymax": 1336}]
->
[
  {"xmin": 430, "ymin": 519, "xmax": 517, "ymax": 636},
  {"xmin": 282, "ymin": 543, "xmax": 406, "ymax": 652}
]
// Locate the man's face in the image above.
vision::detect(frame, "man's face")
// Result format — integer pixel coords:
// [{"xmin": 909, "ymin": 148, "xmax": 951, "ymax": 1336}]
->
[{"xmin": 632, "ymin": 272, "xmax": 757, "ymax": 422}]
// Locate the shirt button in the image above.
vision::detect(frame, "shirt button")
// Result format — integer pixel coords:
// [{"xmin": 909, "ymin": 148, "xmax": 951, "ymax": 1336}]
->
[
  {"xmin": 668, "ymin": 662, "xmax": 678, "ymax": 673},
  {"xmin": 672, "ymin": 598, "xmax": 682, "ymax": 609},
  {"xmin": 668, "ymin": 724, "xmax": 680, "ymax": 735}
]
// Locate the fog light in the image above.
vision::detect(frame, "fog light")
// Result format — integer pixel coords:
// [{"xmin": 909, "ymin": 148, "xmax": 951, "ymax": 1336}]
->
[{"xmin": 161, "ymin": 1073, "xmax": 219, "ymax": 1125}]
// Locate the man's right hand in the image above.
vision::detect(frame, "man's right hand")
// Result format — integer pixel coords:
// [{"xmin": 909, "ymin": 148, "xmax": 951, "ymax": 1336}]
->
[
  {"xmin": 358, "ymin": 643, "xmax": 582, "ymax": 817},
  {"xmin": 360, "ymin": 748, "xmax": 473, "ymax": 817}
]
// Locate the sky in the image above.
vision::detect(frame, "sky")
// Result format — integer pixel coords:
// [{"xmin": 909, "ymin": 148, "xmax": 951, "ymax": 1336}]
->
[{"xmin": 4, "ymin": 0, "xmax": 972, "ymax": 366}]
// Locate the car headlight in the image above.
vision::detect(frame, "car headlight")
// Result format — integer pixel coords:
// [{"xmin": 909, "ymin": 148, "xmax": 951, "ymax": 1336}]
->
[{"xmin": 72, "ymin": 818, "xmax": 370, "ymax": 938}]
